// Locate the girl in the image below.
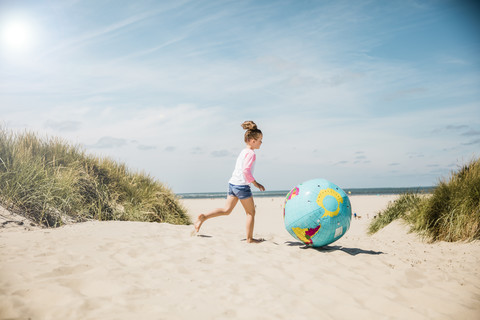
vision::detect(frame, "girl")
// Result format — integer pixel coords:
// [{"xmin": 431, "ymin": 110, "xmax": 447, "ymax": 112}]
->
[{"xmin": 194, "ymin": 121, "xmax": 265, "ymax": 243}]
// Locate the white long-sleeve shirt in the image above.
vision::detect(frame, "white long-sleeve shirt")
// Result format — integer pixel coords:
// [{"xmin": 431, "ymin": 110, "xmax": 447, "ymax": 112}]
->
[{"xmin": 228, "ymin": 148, "xmax": 256, "ymax": 186}]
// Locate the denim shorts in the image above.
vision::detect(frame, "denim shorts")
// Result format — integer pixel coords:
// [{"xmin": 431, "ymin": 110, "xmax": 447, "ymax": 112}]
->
[{"xmin": 228, "ymin": 183, "xmax": 252, "ymax": 200}]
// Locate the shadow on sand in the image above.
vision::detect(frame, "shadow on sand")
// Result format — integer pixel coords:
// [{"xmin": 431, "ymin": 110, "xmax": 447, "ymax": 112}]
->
[{"xmin": 285, "ymin": 241, "xmax": 384, "ymax": 256}]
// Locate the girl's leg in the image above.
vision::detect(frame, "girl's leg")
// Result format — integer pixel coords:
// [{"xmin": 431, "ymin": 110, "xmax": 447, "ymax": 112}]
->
[
  {"xmin": 239, "ymin": 197, "xmax": 261, "ymax": 243},
  {"xmin": 194, "ymin": 196, "xmax": 238, "ymax": 232}
]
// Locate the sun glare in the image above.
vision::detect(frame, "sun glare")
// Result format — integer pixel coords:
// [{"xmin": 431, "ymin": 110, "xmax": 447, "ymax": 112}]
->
[{"xmin": 1, "ymin": 18, "xmax": 36, "ymax": 53}]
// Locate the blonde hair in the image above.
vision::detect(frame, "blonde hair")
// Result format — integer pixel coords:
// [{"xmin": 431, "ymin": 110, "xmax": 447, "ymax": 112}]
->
[{"xmin": 241, "ymin": 121, "xmax": 262, "ymax": 142}]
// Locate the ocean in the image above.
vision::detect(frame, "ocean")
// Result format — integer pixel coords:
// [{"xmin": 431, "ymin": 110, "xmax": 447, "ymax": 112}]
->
[{"xmin": 178, "ymin": 186, "xmax": 435, "ymax": 199}]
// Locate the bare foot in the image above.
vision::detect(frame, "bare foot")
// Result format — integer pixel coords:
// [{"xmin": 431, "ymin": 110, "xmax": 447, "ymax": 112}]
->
[
  {"xmin": 246, "ymin": 238, "xmax": 265, "ymax": 244},
  {"xmin": 194, "ymin": 214, "xmax": 205, "ymax": 233}
]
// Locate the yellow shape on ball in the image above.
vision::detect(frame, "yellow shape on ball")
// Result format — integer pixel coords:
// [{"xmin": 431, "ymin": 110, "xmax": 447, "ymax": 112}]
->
[
  {"xmin": 316, "ymin": 188, "xmax": 343, "ymax": 218},
  {"xmin": 292, "ymin": 225, "xmax": 321, "ymax": 245}
]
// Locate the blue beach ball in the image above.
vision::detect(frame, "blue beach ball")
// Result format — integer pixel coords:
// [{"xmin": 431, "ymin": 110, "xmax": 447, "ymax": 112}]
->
[{"xmin": 283, "ymin": 179, "xmax": 352, "ymax": 247}]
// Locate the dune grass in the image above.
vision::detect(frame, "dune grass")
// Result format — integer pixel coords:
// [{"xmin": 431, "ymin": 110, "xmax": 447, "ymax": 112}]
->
[
  {"xmin": 368, "ymin": 158, "xmax": 480, "ymax": 242},
  {"xmin": 0, "ymin": 127, "xmax": 190, "ymax": 227},
  {"xmin": 367, "ymin": 193, "xmax": 423, "ymax": 235}
]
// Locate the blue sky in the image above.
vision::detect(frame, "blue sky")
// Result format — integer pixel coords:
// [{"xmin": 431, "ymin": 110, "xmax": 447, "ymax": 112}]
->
[{"xmin": 1, "ymin": 0, "xmax": 479, "ymax": 193}]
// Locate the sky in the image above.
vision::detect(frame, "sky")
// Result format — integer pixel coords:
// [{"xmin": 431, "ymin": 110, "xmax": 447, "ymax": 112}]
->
[{"xmin": 0, "ymin": 0, "xmax": 479, "ymax": 193}]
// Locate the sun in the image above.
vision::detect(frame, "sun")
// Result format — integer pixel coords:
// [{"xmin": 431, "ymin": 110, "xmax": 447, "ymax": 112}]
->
[{"xmin": 1, "ymin": 18, "xmax": 36, "ymax": 53}]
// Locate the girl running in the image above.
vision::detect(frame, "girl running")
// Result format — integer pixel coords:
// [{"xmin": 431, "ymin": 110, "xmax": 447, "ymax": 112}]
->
[{"xmin": 194, "ymin": 121, "xmax": 265, "ymax": 243}]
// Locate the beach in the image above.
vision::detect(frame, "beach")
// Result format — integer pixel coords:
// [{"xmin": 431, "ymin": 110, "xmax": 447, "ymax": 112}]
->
[{"xmin": 1, "ymin": 195, "xmax": 479, "ymax": 319}]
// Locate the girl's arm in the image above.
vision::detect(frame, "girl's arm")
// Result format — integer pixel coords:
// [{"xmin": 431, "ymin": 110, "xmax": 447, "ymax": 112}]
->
[
  {"xmin": 252, "ymin": 180, "xmax": 265, "ymax": 191},
  {"xmin": 242, "ymin": 152, "xmax": 256, "ymax": 183},
  {"xmin": 243, "ymin": 152, "xmax": 265, "ymax": 191}
]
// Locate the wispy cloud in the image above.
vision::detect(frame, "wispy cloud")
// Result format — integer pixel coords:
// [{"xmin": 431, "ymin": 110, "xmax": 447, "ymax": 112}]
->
[
  {"xmin": 463, "ymin": 139, "xmax": 480, "ymax": 146},
  {"xmin": 383, "ymin": 87, "xmax": 428, "ymax": 102},
  {"xmin": 44, "ymin": 120, "xmax": 81, "ymax": 132},
  {"xmin": 462, "ymin": 129, "xmax": 480, "ymax": 137},
  {"xmin": 131, "ymin": 140, "xmax": 156, "ymax": 150},
  {"xmin": 107, "ymin": 37, "xmax": 187, "ymax": 64},
  {"xmin": 407, "ymin": 152, "xmax": 424, "ymax": 159},
  {"xmin": 137, "ymin": 145, "xmax": 156, "ymax": 151},
  {"xmin": 191, "ymin": 147, "xmax": 204, "ymax": 155},
  {"xmin": 41, "ymin": 13, "xmax": 155, "ymax": 58},
  {"xmin": 89, "ymin": 136, "xmax": 127, "ymax": 149},
  {"xmin": 432, "ymin": 125, "xmax": 480, "ymax": 138}
]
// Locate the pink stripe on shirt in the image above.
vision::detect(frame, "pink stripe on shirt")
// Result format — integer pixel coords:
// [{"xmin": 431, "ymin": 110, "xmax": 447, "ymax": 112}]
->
[{"xmin": 242, "ymin": 151, "xmax": 256, "ymax": 183}]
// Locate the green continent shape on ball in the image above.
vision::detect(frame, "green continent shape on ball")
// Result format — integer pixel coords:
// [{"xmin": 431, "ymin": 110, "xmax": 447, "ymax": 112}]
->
[{"xmin": 292, "ymin": 225, "xmax": 321, "ymax": 245}]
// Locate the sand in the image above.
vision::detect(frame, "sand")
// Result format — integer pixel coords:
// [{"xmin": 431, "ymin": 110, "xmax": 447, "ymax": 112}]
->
[{"xmin": 1, "ymin": 195, "xmax": 479, "ymax": 320}]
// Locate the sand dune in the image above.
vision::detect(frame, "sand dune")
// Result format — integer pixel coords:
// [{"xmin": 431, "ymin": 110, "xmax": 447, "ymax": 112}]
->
[{"xmin": 1, "ymin": 195, "xmax": 479, "ymax": 319}]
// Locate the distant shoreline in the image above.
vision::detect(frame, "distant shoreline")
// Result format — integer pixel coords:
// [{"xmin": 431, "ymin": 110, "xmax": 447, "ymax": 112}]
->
[{"xmin": 178, "ymin": 186, "xmax": 435, "ymax": 199}]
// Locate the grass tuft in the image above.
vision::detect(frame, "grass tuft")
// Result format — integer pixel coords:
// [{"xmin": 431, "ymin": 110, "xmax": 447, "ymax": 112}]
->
[
  {"xmin": 367, "ymin": 193, "xmax": 423, "ymax": 235},
  {"xmin": 368, "ymin": 158, "xmax": 480, "ymax": 242},
  {"xmin": 0, "ymin": 127, "xmax": 190, "ymax": 227}
]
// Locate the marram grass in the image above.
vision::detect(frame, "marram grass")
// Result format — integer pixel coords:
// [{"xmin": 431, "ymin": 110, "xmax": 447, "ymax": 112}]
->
[
  {"xmin": 367, "ymin": 193, "xmax": 423, "ymax": 235},
  {"xmin": 0, "ymin": 127, "xmax": 190, "ymax": 227},
  {"xmin": 368, "ymin": 158, "xmax": 480, "ymax": 242}
]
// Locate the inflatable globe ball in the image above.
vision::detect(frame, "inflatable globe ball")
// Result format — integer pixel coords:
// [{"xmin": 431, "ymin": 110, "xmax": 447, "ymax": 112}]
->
[{"xmin": 283, "ymin": 179, "xmax": 352, "ymax": 247}]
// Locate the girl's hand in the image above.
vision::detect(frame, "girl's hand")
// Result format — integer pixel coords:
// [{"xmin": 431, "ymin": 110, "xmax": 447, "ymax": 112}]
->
[{"xmin": 254, "ymin": 181, "xmax": 265, "ymax": 192}]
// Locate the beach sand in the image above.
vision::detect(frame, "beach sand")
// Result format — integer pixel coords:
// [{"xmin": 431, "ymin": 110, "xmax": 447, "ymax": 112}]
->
[{"xmin": 1, "ymin": 195, "xmax": 479, "ymax": 319}]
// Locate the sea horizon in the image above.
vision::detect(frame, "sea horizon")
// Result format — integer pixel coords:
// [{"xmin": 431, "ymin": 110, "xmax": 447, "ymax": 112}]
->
[{"xmin": 178, "ymin": 186, "xmax": 435, "ymax": 199}]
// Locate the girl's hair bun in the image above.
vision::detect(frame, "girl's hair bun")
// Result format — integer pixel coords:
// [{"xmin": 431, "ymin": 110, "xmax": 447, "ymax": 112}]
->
[
  {"xmin": 241, "ymin": 120, "xmax": 257, "ymax": 131},
  {"xmin": 241, "ymin": 121, "xmax": 262, "ymax": 142}
]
